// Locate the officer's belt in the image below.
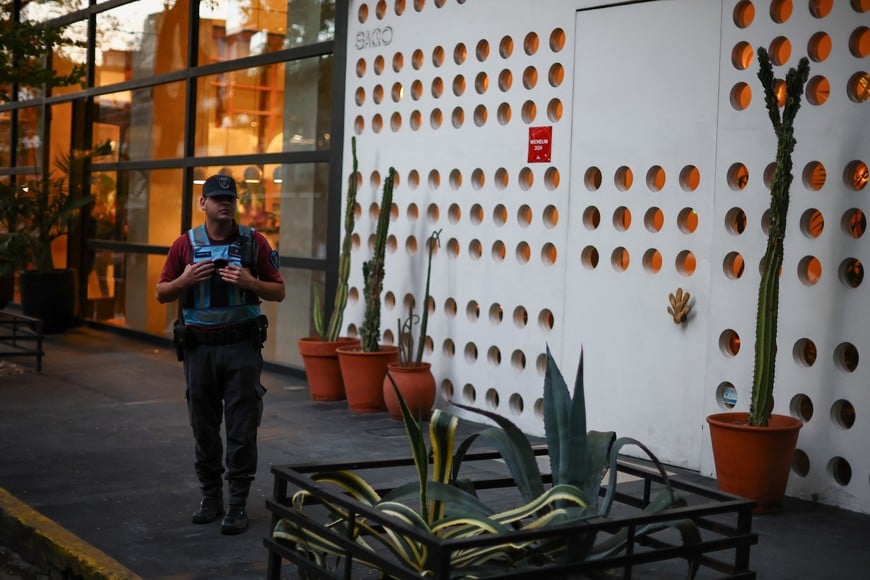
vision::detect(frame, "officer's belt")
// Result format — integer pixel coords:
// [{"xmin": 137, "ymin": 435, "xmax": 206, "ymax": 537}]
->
[{"xmin": 186, "ymin": 319, "xmax": 259, "ymax": 346}]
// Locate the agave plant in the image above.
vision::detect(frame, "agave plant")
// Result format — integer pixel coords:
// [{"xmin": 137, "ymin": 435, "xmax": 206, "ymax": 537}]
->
[{"xmin": 274, "ymin": 347, "xmax": 700, "ymax": 577}]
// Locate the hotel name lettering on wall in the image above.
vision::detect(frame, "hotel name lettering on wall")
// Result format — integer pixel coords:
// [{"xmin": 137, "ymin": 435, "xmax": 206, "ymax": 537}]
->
[{"xmin": 356, "ymin": 27, "xmax": 393, "ymax": 50}]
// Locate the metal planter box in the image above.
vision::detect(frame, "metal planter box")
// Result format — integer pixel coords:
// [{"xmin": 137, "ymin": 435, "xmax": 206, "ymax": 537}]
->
[{"xmin": 264, "ymin": 450, "xmax": 757, "ymax": 579}]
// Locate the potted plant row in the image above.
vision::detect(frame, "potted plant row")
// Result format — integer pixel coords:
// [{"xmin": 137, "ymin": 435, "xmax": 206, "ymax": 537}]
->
[
  {"xmin": 336, "ymin": 165, "xmax": 399, "ymax": 412},
  {"xmin": 298, "ymin": 137, "xmax": 361, "ymax": 401},
  {"xmin": 382, "ymin": 229, "xmax": 442, "ymax": 421},
  {"xmin": 707, "ymin": 48, "xmax": 810, "ymax": 513}
]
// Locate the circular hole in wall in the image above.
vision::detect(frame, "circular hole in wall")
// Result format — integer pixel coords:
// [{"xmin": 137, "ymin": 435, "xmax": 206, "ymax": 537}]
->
[
  {"xmin": 800, "ymin": 208, "xmax": 824, "ymax": 238},
  {"xmin": 497, "ymin": 103, "xmax": 512, "ymax": 125},
  {"xmin": 839, "ymin": 258, "xmax": 864, "ymax": 288},
  {"xmin": 412, "ymin": 48, "xmax": 424, "ymax": 69},
  {"xmin": 584, "ymin": 207, "xmax": 601, "ymax": 230},
  {"xmin": 523, "ymin": 66, "xmax": 538, "ymax": 89},
  {"xmin": 462, "ymin": 383, "xmax": 476, "ymax": 404},
  {"xmin": 492, "ymin": 241, "xmax": 506, "ymax": 261},
  {"xmin": 613, "ymin": 206, "xmax": 632, "ymax": 231},
  {"xmin": 543, "ymin": 205, "xmax": 559, "ymax": 228},
  {"xmin": 451, "ymin": 107, "xmax": 465, "ymax": 128},
  {"xmin": 354, "ymin": 115, "xmax": 365, "ymax": 134},
  {"xmin": 732, "ymin": 41, "xmax": 754, "ymax": 70},
  {"xmin": 549, "ymin": 63, "xmax": 565, "ymax": 87},
  {"xmin": 808, "ymin": 32, "xmax": 832, "ymax": 62},
  {"xmin": 642, "ymin": 249, "xmax": 662, "ymax": 273},
  {"xmin": 405, "ymin": 235, "xmax": 418, "ymax": 255},
  {"xmin": 611, "ymin": 247, "xmax": 630, "ymax": 272},
  {"xmin": 790, "ymin": 393, "xmax": 814, "ymax": 422},
  {"xmin": 517, "ymin": 204, "xmax": 532, "ymax": 226},
  {"xmin": 473, "ymin": 104, "xmax": 488, "ymax": 127},
  {"xmin": 444, "ymin": 298, "xmax": 457, "ymax": 318},
  {"xmin": 511, "ymin": 349, "xmax": 526, "ymax": 371},
  {"xmin": 489, "ymin": 303, "xmax": 503, "ymax": 324},
  {"xmin": 499, "ymin": 69, "xmax": 513, "ymax": 91},
  {"xmin": 830, "ymin": 399, "xmax": 856, "ymax": 429},
  {"xmin": 519, "ymin": 167, "xmax": 534, "ymax": 190},
  {"xmin": 716, "ymin": 382, "xmax": 738, "ymax": 409},
  {"xmin": 806, "ymin": 75, "xmax": 831, "ymax": 106},
  {"xmin": 849, "ymin": 27, "xmax": 869, "ymax": 58},
  {"xmin": 678, "ymin": 208, "xmax": 699, "ymax": 233},
  {"xmin": 384, "ymin": 291, "xmax": 396, "ymax": 310},
  {"xmin": 547, "ymin": 98, "xmax": 563, "ymax": 122},
  {"xmin": 410, "ymin": 110, "xmax": 422, "ymax": 130},
  {"xmin": 448, "ymin": 203, "xmax": 460, "ymax": 224},
  {"xmin": 809, "ymin": 0, "xmax": 832, "ymax": 18},
  {"xmin": 797, "ymin": 256, "xmax": 822, "ymax": 285},
  {"xmin": 493, "ymin": 204, "xmax": 508, "ymax": 226},
  {"xmin": 522, "ymin": 100, "xmax": 537, "ymax": 123},
  {"xmin": 585, "ymin": 167, "xmax": 603, "ymax": 191},
  {"xmin": 827, "ymin": 456, "xmax": 852, "ymax": 486},
  {"xmin": 466, "ymin": 300, "xmax": 479, "ymax": 322},
  {"xmin": 358, "ymin": 4, "xmax": 368, "ymax": 22},
  {"xmin": 394, "ymin": 0, "xmax": 406, "ymax": 14},
  {"xmin": 468, "ymin": 239, "xmax": 483, "ymax": 260},
  {"xmin": 476, "ymin": 39, "xmax": 490, "ymax": 61},
  {"xmin": 646, "ymin": 165, "xmax": 666, "ymax": 191},
  {"xmin": 432, "ymin": 45, "xmax": 445, "ymax": 67},
  {"xmin": 355, "ymin": 87, "xmax": 366, "ymax": 106},
  {"xmin": 408, "ymin": 169, "xmax": 420, "ymax": 190},
  {"xmin": 411, "ymin": 79, "xmax": 423, "ymax": 100},
  {"xmin": 392, "ymin": 51, "xmax": 404, "ymax": 73},
  {"xmin": 614, "ymin": 166, "xmax": 633, "ymax": 191},
  {"xmin": 390, "ymin": 112, "xmax": 402, "ymax": 131},
  {"xmin": 834, "ymin": 342, "xmax": 859, "ymax": 372},
  {"xmin": 431, "ymin": 77, "xmax": 444, "ymax": 98},
  {"xmin": 524, "ymin": 32, "xmax": 539, "ymax": 55},
  {"xmin": 499, "ymin": 35, "xmax": 514, "ymax": 58},
  {"xmin": 495, "ymin": 168, "xmax": 509, "ymax": 189},
  {"xmin": 374, "ymin": 55, "xmax": 385, "ymax": 75},
  {"xmin": 475, "ymin": 72, "xmax": 489, "ymax": 94},
  {"xmin": 844, "ymin": 160, "xmax": 868, "ymax": 190},
  {"xmin": 406, "ymin": 203, "xmax": 419, "ymax": 222},
  {"xmin": 541, "ymin": 243, "xmax": 557, "ymax": 265},
  {"xmin": 513, "ymin": 306, "xmax": 528, "ymax": 328},
  {"xmin": 372, "ymin": 113, "xmax": 383, "ymax": 133},
  {"xmin": 449, "ymin": 169, "xmax": 462, "ymax": 190},
  {"xmin": 453, "ymin": 75, "xmax": 466, "ymax": 96},
  {"xmin": 793, "ymin": 338, "xmax": 818, "ymax": 367},
  {"xmin": 730, "ymin": 82, "xmax": 752, "ymax": 110},
  {"xmin": 516, "ymin": 242, "xmax": 531, "ymax": 264},
  {"xmin": 430, "ymin": 108, "xmax": 443, "ymax": 129},
  {"xmin": 509, "ymin": 394, "xmax": 524, "ymax": 416},
  {"xmin": 725, "ymin": 207, "xmax": 747, "ymax": 234},
  {"xmin": 470, "ymin": 203, "xmax": 484, "ymax": 224},
  {"xmin": 581, "ymin": 246, "xmax": 599, "ymax": 269},
  {"xmin": 770, "ymin": 0, "xmax": 793, "ymax": 24},
  {"xmin": 427, "ymin": 203, "xmax": 440, "ymax": 223},
  {"xmin": 723, "ymin": 252, "xmax": 745, "ymax": 279},
  {"xmin": 550, "ymin": 28, "xmax": 566, "ymax": 52},
  {"xmin": 485, "ymin": 388, "xmax": 499, "ymax": 409},
  {"xmin": 428, "ymin": 169, "xmax": 440, "ymax": 190},
  {"xmin": 454, "ymin": 42, "xmax": 467, "ymax": 65},
  {"xmin": 841, "ymin": 209, "xmax": 866, "ymax": 238},
  {"xmin": 538, "ymin": 309, "xmax": 554, "ymax": 332},
  {"xmin": 487, "ymin": 346, "xmax": 502, "ymax": 368},
  {"xmin": 471, "ymin": 168, "xmax": 485, "ymax": 190},
  {"xmin": 768, "ymin": 36, "xmax": 792, "ymax": 65},
  {"xmin": 733, "ymin": 0, "xmax": 755, "ymax": 28},
  {"xmin": 680, "ymin": 165, "xmax": 701, "ymax": 191},
  {"xmin": 727, "ymin": 163, "xmax": 749, "ymax": 190},
  {"xmin": 846, "ymin": 72, "xmax": 869, "ymax": 103},
  {"xmin": 386, "ymin": 235, "xmax": 398, "ymax": 253},
  {"xmin": 719, "ymin": 329, "xmax": 741, "ymax": 357},
  {"xmin": 676, "ymin": 250, "xmax": 697, "ymax": 276},
  {"xmin": 545, "ymin": 167, "xmax": 560, "ymax": 190},
  {"xmin": 645, "ymin": 207, "xmax": 664, "ymax": 232},
  {"xmin": 792, "ymin": 449, "xmax": 810, "ymax": 477}
]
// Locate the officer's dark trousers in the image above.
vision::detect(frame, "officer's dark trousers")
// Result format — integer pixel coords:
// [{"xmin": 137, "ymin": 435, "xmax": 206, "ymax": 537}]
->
[{"xmin": 184, "ymin": 339, "xmax": 265, "ymax": 506}]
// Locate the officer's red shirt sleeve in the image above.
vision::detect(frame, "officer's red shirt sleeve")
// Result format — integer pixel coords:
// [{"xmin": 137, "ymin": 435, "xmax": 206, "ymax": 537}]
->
[
  {"xmin": 158, "ymin": 235, "xmax": 191, "ymax": 284},
  {"xmin": 253, "ymin": 231, "xmax": 284, "ymax": 283}
]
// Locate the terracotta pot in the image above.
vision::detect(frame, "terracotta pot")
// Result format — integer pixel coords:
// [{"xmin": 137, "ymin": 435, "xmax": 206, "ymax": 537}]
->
[
  {"xmin": 336, "ymin": 345, "xmax": 399, "ymax": 413},
  {"xmin": 707, "ymin": 412, "xmax": 802, "ymax": 513},
  {"xmin": 298, "ymin": 337, "xmax": 360, "ymax": 401},
  {"xmin": 383, "ymin": 362, "xmax": 436, "ymax": 421}
]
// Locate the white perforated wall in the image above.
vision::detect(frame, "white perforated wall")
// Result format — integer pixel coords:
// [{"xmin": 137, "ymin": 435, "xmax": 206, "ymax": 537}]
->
[{"xmin": 340, "ymin": 0, "xmax": 869, "ymax": 513}]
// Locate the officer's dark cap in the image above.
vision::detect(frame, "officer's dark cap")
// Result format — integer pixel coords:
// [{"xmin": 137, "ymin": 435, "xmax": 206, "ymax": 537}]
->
[{"xmin": 202, "ymin": 174, "xmax": 238, "ymax": 198}]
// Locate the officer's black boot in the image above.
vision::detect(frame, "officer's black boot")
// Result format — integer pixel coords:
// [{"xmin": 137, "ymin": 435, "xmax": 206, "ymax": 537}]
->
[
  {"xmin": 220, "ymin": 504, "xmax": 248, "ymax": 535},
  {"xmin": 192, "ymin": 496, "xmax": 224, "ymax": 524}
]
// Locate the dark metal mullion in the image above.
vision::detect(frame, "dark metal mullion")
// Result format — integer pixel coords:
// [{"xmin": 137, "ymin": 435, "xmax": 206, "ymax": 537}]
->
[
  {"xmin": 89, "ymin": 149, "xmax": 332, "ymax": 174},
  {"xmin": 180, "ymin": 0, "xmax": 200, "ymax": 233},
  {"xmin": 323, "ymin": 0, "xmax": 350, "ymax": 329}
]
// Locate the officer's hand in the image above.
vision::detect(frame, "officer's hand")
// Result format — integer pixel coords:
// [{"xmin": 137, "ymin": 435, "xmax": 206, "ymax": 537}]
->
[
  {"xmin": 218, "ymin": 264, "xmax": 254, "ymax": 289},
  {"xmin": 182, "ymin": 260, "xmax": 216, "ymax": 286}
]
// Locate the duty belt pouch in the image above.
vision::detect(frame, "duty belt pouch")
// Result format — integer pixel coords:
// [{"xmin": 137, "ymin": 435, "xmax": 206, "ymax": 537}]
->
[
  {"xmin": 256, "ymin": 315, "xmax": 268, "ymax": 347},
  {"xmin": 172, "ymin": 318, "xmax": 186, "ymax": 361}
]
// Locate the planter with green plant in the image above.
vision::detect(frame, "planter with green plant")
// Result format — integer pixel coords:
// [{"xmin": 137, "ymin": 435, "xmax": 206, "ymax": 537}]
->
[
  {"xmin": 383, "ymin": 229, "xmax": 442, "ymax": 420},
  {"xmin": 298, "ymin": 137, "xmax": 362, "ymax": 401},
  {"xmin": 707, "ymin": 48, "xmax": 810, "ymax": 513},
  {"xmin": 267, "ymin": 347, "xmax": 759, "ymax": 578},
  {"xmin": 336, "ymin": 166, "xmax": 399, "ymax": 412},
  {"xmin": 0, "ymin": 142, "xmax": 111, "ymax": 331}
]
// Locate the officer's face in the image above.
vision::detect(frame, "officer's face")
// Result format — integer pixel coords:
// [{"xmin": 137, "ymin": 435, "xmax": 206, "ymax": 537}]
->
[{"xmin": 201, "ymin": 195, "xmax": 237, "ymax": 221}]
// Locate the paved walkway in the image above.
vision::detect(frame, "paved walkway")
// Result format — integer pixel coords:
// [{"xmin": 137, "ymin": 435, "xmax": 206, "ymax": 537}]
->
[{"xmin": 1, "ymin": 323, "xmax": 869, "ymax": 579}]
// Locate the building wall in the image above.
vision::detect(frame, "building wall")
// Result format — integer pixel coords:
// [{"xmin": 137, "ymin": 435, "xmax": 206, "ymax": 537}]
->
[{"xmin": 340, "ymin": 0, "xmax": 869, "ymax": 513}]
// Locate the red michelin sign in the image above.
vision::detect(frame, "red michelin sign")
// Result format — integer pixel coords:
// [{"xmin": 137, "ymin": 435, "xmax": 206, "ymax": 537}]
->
[{"xmin": 528, "ymin": 126, "xmax": 552, "ymax": 163}]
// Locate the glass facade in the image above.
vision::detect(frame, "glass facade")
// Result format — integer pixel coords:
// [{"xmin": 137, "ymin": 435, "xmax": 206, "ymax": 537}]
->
[{"xmin": 0, "ymin": 0, "xmax": 344, "ymax": 370}]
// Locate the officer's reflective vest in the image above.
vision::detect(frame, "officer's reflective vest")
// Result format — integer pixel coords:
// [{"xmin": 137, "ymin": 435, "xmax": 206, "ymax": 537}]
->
[{"xmin": 182, "ymin": 224, "xmax": 260, "ymax": 326}]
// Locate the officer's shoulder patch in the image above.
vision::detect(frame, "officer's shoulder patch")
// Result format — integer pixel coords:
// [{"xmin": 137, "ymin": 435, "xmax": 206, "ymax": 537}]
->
[{"xmin": 270, "ymin": 249, "xmax": 280, "ymax": 271}]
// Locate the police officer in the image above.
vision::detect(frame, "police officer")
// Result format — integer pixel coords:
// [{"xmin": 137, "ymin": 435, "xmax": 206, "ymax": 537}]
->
[{"xmin": 156, "ymin": 174, "xmax": 285, "ymax": 535}]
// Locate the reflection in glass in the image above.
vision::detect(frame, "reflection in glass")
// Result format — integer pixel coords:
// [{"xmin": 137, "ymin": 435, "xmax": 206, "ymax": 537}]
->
[{"xmin": 194, "ymin": 56, "xmax": 332, "ymax": 157}]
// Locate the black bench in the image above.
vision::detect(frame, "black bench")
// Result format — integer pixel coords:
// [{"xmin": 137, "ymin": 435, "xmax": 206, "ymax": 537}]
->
[{"xmin": 0, "ymin": 310, "xmax": 44, "ymax": 372}]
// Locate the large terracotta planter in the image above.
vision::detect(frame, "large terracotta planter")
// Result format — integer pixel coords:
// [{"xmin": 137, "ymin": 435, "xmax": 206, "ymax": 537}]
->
[
  {"xmin": 336, "ymin": 345, "xmax": 399, "ymax": 413},
  {"xmin": 298, "ymin": 337, "xmax": 360, "ymax": 401},
  {"xmin": 383, "ymin": 362, "xmax": 436, "ymax": 421},
  {"xmin": 707, "ymin": 412, "xmax": 802, "ymax": 513}
]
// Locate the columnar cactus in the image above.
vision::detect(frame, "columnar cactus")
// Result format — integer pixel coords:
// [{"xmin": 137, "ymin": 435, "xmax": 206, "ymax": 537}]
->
[
  {"xmin": 360, "ymin": 167, "xmax": 395, "ymax": 352},
  {"xmin": 749, "ymin": 49, "xmax": 810, "ymax": 427}
]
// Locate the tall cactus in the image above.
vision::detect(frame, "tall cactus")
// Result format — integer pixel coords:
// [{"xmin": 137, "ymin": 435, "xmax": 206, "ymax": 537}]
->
[
  {"xmin": 360, "ymin": 167, "xmax": 395, "ymax": 352},
  {"xmin": 314, "ymin": 137, "xmax": 359, "ymax": 341},
  {"xmin": 749, "ymin": 49, "xmax": 810, "ymax": 427}
]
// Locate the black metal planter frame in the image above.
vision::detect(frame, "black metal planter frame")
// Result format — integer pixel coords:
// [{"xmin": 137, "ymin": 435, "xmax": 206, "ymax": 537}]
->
[{"xmin": 264, "ymin": 450, "xmax": 757, "ymax": 579}]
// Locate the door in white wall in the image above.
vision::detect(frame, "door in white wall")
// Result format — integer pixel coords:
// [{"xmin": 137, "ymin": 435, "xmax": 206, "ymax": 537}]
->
[{"xmin": 563, "ymin": 0, "xmax": 721, "ymax": 469}]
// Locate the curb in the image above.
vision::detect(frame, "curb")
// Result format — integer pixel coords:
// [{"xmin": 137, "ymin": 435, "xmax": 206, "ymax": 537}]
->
[{"xmin": 0, "ymin": 487, "xmax": 141, "ymax": 580}]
